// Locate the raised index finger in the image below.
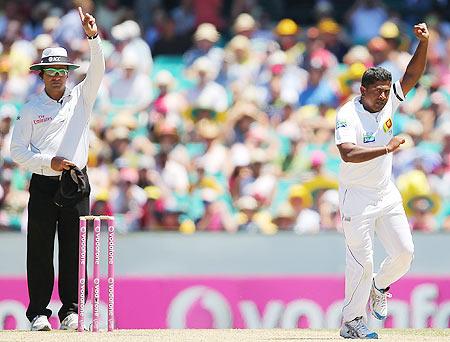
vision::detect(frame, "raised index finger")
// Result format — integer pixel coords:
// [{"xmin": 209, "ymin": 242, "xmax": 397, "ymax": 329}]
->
[{"xmin": 78, "ymin": 6, "xmax": 85, "ymax": 21}]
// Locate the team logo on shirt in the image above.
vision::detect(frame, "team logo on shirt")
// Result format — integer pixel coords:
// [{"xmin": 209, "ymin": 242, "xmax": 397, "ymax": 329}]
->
[
  {"xmin": 336, "ymin": 120, "xmax": 347, "ymax": 129},
  {"xmin": 383, "ymin": 118, "xmax": 393, "ymax": 133},
  {"xmin": 363, "ymin": 132, "xmax": 376, "ymax": 143}
]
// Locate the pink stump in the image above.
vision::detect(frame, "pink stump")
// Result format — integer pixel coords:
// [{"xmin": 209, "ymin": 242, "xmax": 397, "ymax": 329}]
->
[
  {"xmin": 107, "ymin": 218, "xmax": 115, "ymax": 331},
  {"xmin": 77, "ymin": 218, "xmax": 87, "ymax": 332},
  {"xmin": 92, "ymin": 217, "xmax": 101, "ymax": 332}
]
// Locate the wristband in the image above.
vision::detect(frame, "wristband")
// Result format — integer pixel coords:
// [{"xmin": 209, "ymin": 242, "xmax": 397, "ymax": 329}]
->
[
  {"xmin": 88, "ymin": 33, "xmax": 98, "ymax": 40},
  {"xmin": 385, "ymin": 146, "xmax": 389, "ymax": 154}
]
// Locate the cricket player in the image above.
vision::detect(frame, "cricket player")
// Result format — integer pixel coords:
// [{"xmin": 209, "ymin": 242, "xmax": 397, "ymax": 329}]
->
[{"xmin": 335, "ymin": 23, "xmax": 429, "ymax": 339}]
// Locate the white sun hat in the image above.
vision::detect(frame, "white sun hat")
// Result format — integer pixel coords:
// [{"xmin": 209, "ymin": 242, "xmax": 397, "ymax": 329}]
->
[
  {"xmin": 30, "ymin": 47, "xmax": 79, "ymax": 71},
  {"xmin": 194, "ymin": 23, "xmax": 220, "ymax": 42}
]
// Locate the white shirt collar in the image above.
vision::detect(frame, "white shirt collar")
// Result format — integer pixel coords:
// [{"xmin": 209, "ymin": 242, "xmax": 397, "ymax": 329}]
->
[
  {"xmin": 40, "ymin": 87, "xmax": 72, "ymax": 104},
  {"xmin": 354, "ymin": 96, "xmax": 383, "ymax": 120}
]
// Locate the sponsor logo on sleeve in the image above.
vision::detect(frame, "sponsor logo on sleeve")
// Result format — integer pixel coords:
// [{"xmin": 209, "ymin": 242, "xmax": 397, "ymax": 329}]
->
[
  {"xmin": 363, "ymin": 132, "xmax": 376, "ymax": 143},
  {"xmin": 336, "ymin": 120, "xmax": 347, "ymax": 129}
]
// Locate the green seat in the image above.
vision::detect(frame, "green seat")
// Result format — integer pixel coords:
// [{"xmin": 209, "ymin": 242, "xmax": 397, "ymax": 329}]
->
[
  {"xmin": 270, "ymin": 179, "xmax": 297, "ymax": 213},
  {"xmin": 153, "ymin": 55, "xmax": 194, "ymax": 90}
]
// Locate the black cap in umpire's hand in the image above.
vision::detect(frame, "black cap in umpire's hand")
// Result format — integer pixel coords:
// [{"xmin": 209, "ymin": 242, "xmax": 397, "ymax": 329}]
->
[{"xmin": 54, "ymin": 166, "xmax": 90, "ymax": 207}]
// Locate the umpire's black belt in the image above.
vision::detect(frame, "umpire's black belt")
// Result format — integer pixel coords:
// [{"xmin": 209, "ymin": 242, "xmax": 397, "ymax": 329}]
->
[{"xmin": 33, "ymin": 167, "xmax": 87, "ymax": 181}]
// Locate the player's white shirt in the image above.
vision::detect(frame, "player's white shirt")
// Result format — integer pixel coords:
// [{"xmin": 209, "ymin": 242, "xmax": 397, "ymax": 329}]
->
[{"xmin": 335, "ymin": 80, "xmax": 404, "ymax": 189}]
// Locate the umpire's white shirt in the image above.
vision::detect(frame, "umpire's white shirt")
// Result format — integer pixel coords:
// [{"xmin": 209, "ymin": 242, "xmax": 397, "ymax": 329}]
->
[
  {"xmin": 335, "ymin": 81, "xmax": 404, "ymax": 190},
  {"xmin": 10, "ymin": 36, "xmax": 105, "ymax": 176}
]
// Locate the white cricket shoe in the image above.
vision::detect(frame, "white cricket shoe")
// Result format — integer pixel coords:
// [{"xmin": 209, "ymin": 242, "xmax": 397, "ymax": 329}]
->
[
  {"xmin": 60, "ymin": 313, "xmax": 78, "ymax": 330},
  {"xmin": 369, "ymin": 280, "xmax": 392, "ymax": 320},
  {"xmin": 340, "ymin": 316, "xmax": 378, "ymax": 339},
  {"xmin": 30, "ymin": 315, "xmax": 52, "ymax": 331}
]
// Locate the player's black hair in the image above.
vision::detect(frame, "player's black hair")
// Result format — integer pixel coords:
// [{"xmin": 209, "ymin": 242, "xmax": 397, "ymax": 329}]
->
[{"xmin": 361, "ymin": 67, "xmax": 392, "ymax": 87}]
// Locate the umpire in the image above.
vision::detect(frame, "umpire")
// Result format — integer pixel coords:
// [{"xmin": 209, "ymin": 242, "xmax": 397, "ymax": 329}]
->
[{"xmin": 10, "ymin": 7, "xmax": 104, "ymax": 331}]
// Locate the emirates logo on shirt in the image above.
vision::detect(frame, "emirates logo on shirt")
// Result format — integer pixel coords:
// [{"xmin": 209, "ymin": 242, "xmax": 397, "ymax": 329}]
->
[{"xmin": 33, "ymin": 115, "xmax": 52, "ymax": 125}]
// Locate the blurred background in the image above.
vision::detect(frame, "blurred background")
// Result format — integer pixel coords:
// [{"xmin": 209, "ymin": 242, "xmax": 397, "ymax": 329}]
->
[{"xmin": 0, "ymin": 0, "xmax": 449, "ymax": 331}]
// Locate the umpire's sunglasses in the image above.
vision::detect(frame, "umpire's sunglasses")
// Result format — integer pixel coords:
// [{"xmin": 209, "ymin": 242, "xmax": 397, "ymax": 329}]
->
[{"xmin": 42, "ymin": 68, "xmax": 69, "ymax": 77}]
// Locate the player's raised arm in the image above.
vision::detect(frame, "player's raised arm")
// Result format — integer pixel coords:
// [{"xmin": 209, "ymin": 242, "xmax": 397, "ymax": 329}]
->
[{"xmin": 400, "ymin": 23, "xmax": 429, "ymax": 96}]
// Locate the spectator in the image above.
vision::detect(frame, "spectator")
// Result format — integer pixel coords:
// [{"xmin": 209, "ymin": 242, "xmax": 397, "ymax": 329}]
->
[
  {"xmin": 186, "ymin": 56, "xmax": 228, "ymax": 121},
  {"xmin": 232, "ymin": 12, "xmax": 273, "ymax": 50},
  {"xmin": 274, "ymin": 18, "xmax": 303, "ymax": 65},
  {"xmin": 53, "ymin": 0, "xmax": 93, "ymax": 46},
  {"xmin": 317, "ymin": 189, "xmax": 340, "ymax": 230},
  {"xmin": 90, "ymin": 189, "xmax": 113, "ymax": 217},
  {"xmin": 140, "ymin": 185, "xmax": 164, "ymax": 231},
  {"xmin": 110, "ymin": 168, "xmax": 147, "ymax": 232},
  {"xmin": 272, "ymin": 202, "xmax": 296, "ymax": 231},
  {"xmin": 0, "ymin": 169, "xmax": 28, "ymax": 231},
  {"xmin": 0, "ymin": 104, "xmax": 17, "ymax": 159},
  {"xmin": 260, "ymin": 50, "xmax": 307, "ymax": 115},
  {"xmin": 105, "ymin": 52, "xmax": 153, "ymax": 115},
  {"xmin": 226, "ymin": 101, "xmax": 267, "ymax": 144},
  {"xmin": 152, "ymin": 17, "xmax": 191, "ymax": 57},
  {"xmin": 196, "ymin": 188, "xmax": 235, "ymax": 232},
  {"xmin": 368, "ymin": 36, "xmax": 403, "ymax": 82},
  {"xmin": 232, "ymin": 13, "xmax": 257, "ymax": 39},
  {"xmin": 156, "ymin": 147, "xmax": 190, "ymax": 195},
  {"xmin": 235, "ymin": 195, "xmax": 267, "ymax": 233},
  {"xmin": 276, "ymin": 121, "xmax": 308, "ymax": 177},
  {"xmin": 192, "ymin": 0, "xmax": 225, "ymax": 29},
  {"xmin": 408, "ymin": 197, "xmax": 439, "ymax": 232},
  {"xmin": 171, "ymin": 0, "xmax": 196, "ymax": 36},
  {"xmin": 159, "ymin": 197, "xmax": 185, "ymax": 231},
  {"xmin": 149, "ymin": 70, "xmax": 188, "ymax": 128},
  {"xmin": 183, "ymin": 23, "xmax": 223, "ymax": 70},
  {"xmin": 195, "ymin": 119, "xmax": 228, "ymax": 176},
  {"xmin": 222, "ymin": 35, "xmax": 260, "ymax": 92},
  {"xmin": 346, "ymin": 0, "xmax": 388, "ymax": 44},
  {"xmin": 111, "ymin": 20, "xmax": 153, "ymax": 74},
  {"xmin": 317, "ymin": 18, "xmax": 349, "ymax": 62},
  {"xmin": 228, "ymin": 143, "xmax": 253, "ymax": 199},
  {"xmin": 133, "ymin": 0, "xmax": 161, "ymax": 30},
  {"xmin": 288, "ymin": 184, "xmax": 320, "ymax": 234},
  {"xmin": 95, "ymin": 0, "xmax": 126, "ymax": 34},
  {"xmin": 298, "ymin": 56, "xmax": 338, "ymax": 107},
  {"xmin": 398, "ymin": 169, "xmax": 441, "ymax": 232}
]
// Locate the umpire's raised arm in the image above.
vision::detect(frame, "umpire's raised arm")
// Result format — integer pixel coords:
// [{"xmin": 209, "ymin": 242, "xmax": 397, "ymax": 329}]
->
[{"xmin": 78, "ymin": 6, "xmax": 105, "ymax": 108}]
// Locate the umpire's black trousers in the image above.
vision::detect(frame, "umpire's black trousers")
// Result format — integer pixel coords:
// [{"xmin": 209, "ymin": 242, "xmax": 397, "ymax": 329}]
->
[{"xmin": 26, "ymin": 171, "xmax": 89, "ymax": 322}]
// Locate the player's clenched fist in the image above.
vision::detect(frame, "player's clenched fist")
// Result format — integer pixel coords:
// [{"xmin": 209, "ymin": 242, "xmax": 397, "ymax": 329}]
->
[
  {"xmin": 413, "ymin": 23, "xmax": 429, "ymax": 41},
  {"xmin": 386, "ymin": 136, "xmax": 406, "ymax": 153}
]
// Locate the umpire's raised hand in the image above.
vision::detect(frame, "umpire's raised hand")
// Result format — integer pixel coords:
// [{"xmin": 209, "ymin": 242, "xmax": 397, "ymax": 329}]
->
[{"xmin": 78, "ymin": 6, "xmax": 98, "ymax": 38}]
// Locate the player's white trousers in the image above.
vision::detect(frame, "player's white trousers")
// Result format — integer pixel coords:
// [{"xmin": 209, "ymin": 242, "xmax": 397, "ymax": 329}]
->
[{"xmin": 339, "ymin": 181, "xmax": 414, "ymax": 322}]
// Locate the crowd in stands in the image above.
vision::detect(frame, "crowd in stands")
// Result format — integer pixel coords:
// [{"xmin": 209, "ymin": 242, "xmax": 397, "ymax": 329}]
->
[{"xmin": 0, "ymin": 0, "xmax": 449, "ymax": 233}]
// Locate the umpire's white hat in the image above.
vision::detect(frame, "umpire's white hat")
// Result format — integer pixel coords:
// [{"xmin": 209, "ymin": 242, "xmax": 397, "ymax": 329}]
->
[{"xmin": 30, "ymin": 47, "xmax": 80, "ymax": 71}]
